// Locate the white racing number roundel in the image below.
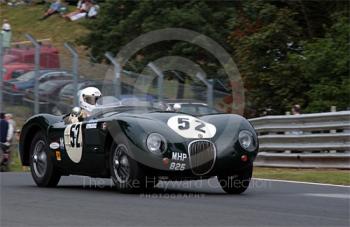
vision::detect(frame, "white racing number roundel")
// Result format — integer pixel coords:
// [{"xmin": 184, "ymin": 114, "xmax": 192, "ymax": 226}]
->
[
  {"xmin": 64, "ymin": 123, "xmax": 83, "ymax": 163},
  {"xmin": 167, "ymin": 115, "xmax": 216, "ymax": 139}
]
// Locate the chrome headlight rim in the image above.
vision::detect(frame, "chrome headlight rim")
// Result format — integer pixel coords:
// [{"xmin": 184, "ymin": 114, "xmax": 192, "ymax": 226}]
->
[
  {"xmin": 146, "ymin": 133, "xmax": 167, "ymax": 154},
  {"xmin": 238, "ymin": 130, "xmax": 257, "ymax": 152}
]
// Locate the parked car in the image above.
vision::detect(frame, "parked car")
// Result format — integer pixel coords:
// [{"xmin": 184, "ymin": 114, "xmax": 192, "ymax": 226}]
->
[
  {"xmin": 5, "ymin": 46, "xmax": 60, "ymax": 68},
  {"xmin": 22, "ymin": 80, "xmax": 73, "ymax": 113},
  {"xmin": 2, "ymin": 63, "xmax": 35, "ymax": 81},
  {"xmin": 20, "ymin": 99, "xmax": 258, "ymax": 194},
  {"xmin": 53, "ymin": 81, "xmax": 153, "ymax": 115},
  {"xmin": 165, "ymin": 100, "xmax": 220, "ymax": 116},
  {"xmin": 3, "ymin": 70, "xmax": 72, "ymax": 103}
]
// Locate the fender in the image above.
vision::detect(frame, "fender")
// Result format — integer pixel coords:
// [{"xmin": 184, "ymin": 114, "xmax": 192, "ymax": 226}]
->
[{"xmin": 19, "ymin": 114, "xmax": 63, "ymax": 165}]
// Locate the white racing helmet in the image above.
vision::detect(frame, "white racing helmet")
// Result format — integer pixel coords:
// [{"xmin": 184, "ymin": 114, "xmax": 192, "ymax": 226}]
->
[
  {"xmin": 173, "ymin": 103, "xmax": 182, "ymax": 112},
  {"xmin": 79, "ymin": 87, "xmax": 102, "ymax": 113}
]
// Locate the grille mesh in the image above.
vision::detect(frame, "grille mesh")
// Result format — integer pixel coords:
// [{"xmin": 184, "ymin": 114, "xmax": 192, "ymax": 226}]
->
[{"xmin": 188, "ymin": 140, "xmax": 216, "ymax": 175}]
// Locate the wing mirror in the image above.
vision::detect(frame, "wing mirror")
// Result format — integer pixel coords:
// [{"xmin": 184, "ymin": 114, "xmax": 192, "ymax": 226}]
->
[{"xmin": 72, "ymin": 107, "xmax": 82, "ymax": 117}]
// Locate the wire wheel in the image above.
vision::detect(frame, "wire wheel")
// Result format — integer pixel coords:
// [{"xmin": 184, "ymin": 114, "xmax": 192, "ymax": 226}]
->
[
  {"xmin": 113, "ymin": 144, "xmax": 131, "ymax": 184},
  {"xmin": 32, "ymin": 140, "xmax": 48, "ymax": 178}
]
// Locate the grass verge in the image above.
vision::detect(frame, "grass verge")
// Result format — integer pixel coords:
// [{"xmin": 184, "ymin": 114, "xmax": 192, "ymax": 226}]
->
[
  {"xmin": 0, "ymin": 4, "xmax": 88, "ymax": 52},
  {"xmin": 253, "ymin": 167, "xmax": 350, "ymax": 185}
]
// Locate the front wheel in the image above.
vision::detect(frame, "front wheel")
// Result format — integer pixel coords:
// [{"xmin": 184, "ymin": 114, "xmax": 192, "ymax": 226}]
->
[
  {"xmin": 30, "ymin": 132, "xmax": 61, "ymax": 187},
  {"xmin": 218, "ymin": 166, "xmax": 253, "ymax": 194},
  {"xmin": 110, "ymin": 143, "xmax": 157, "ymax": 193}
]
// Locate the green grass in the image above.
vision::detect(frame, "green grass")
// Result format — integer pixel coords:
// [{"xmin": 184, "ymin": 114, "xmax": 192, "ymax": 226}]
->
[
  {"xmin": 9, "ymin": 147, "xmax": 28, "ymax": 172},
  {"xmin": 253, "ymin": 167, "xmax": 350, "ymax": 185},
  {"xmin": 0, "ymin": 4, "xmax": 88, "ymax": 52}
]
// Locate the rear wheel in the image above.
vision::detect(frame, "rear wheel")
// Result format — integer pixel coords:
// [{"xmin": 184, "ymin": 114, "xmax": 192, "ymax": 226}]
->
[
  {"xmin": 218, "ymin": 166, "xmax": 253, "ymax": 194},
  {"xmin": 30, "ymin": 132, "xmax": 61, "ymax": 187},
  {"xmin": 110, "ymin": 143, "xmax": 157, "ymax": 193}
]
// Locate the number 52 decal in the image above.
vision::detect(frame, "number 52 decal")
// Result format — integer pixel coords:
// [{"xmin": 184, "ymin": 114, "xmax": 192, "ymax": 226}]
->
[
  {"xmin": 167, "ymin": 115, "xmax": 216, "ymax": 139},
  {"xmin": 64, "ymin": 123, "xmax": 83, "ymax": 163}
]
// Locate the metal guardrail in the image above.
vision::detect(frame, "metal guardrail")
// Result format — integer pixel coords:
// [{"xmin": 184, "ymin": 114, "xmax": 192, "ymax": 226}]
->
[
  {"xmin": 250, "ymin": 111, "xmax": 350, "ymax": 169},
  {"xmin": 254, "ymin": 152, "xmax": 350, "ymax": 169}
]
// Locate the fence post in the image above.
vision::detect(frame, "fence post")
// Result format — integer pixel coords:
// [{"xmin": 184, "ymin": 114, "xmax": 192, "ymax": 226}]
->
[
  {"xmin": 196, "ymin": 72, "xmax": 213, "ymax": 108},
  {"xmin": 0, "ymin": 33, "xmax": 3, "ymax": 113},
  {"xmin": 104, "ymin": 52, "xmax": 121, "ymax": 98},
  {"xmin": 25, "ymin": 34, "xmax": 40, "ymax": 115},
  {"xmin": 171, "ymin": 71, "xmax": 185, "ymax": 99},
  {"xmin": 330, "ymin": 106, "xmax": 337, "ymax": 153},
  {"xmin": 64, "ymin": 43, "xmax": 79, "ymax": 107},
  {"xmin": 148, "ymin": 62, "xmax": 164, "ymax": 102}
]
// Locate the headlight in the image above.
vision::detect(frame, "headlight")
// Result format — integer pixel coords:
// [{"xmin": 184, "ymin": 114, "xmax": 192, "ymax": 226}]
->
[
  {"xmin": 146, "ymin": 133, "xmax": 167, "ymax": 154},
  {"xmin": 238, "ymin": 130, "xmax": 257, "ymax": 152}
]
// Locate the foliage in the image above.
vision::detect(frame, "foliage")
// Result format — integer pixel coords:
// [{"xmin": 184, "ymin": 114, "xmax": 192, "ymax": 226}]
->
[
  {"xmin": 290, "ymin": 15, "xmax": 350, "ymax": 112},
  {"xmin": 80, "ymin": 0, "xmax": 236, "ymax": 77},
  {"xmin": 80, "ymin": 0, "xmax": 350, "ymax": 116},
  {"xmin": 228, "ymin": 1, "xmax": 306, "ymax": 115}
]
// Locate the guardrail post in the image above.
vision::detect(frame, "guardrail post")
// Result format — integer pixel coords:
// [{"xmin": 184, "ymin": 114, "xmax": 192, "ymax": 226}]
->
[
  {"xmin": 196, "ymin": 72, "xmax": 213, "ymax": 108},
  {"xmin": 148, "ymin": 62, "xmax": 164, "ymax": 102},
  {"xmin": 105, "ymin": 52, "xmax": 121, "ymax": 98},
  {"xmin": 64, "ymin": 43, "xmax": 79, "ymax": 107},
  {"xmin": 0, "ymin": 34, "xmax": 3, "ymax": 113},
  {"xmin": 25, "ymin": 34, "xmax": 40, "ymax": 115},
  {"xmin": 330, "ymin": 106, "xmax": 337, "ymax": 153}
]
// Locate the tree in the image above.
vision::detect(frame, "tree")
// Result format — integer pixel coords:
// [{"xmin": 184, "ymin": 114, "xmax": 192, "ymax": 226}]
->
[
  {"xmin": 228, "ymin": 1, "xmax": 306, "ymax": 116},
  {"xmin": 80, "ymin": 0, "xmax": 237, "ymax": 77},
  {"xmin": 290, "ymin": 14, "xmax": 350, "ymax": 112}
]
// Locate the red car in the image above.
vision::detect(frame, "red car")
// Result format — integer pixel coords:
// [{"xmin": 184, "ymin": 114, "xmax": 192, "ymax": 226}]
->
[
  {"xmin": 4, "ymin": 46, "xmax": 60, "ymax": 68},
  {"xmin": 2, "ymin": 63, "xmax": 35, "ymax": 81}
]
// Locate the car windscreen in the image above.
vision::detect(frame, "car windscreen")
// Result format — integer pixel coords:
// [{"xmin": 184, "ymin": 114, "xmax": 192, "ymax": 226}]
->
[
  {"xmin": 96, "ymin": 96, "xmax": 121, "ymax": 106},
  {"xmin": 16, "ymin": 71, "xmax": 35, "ymax": 81},
  {"xmin": 180, "ymin": 104, "xmax": 219, "ymax": 115},
  {"xmin": 59, "ymin": 83, "xmax": 75, "ymax": 96},
  {"xmin": 39, "ymin": 80, "xmax": 70, "ymax": 92},
  {"xmin": 197, "ymin": 106, "xmax": 219, "ymax": 114}
]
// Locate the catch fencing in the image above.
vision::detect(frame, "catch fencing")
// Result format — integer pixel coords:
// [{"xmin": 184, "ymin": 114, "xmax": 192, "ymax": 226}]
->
[
  {"xmin": 250, "ymin": 111, "xmax": 350, "ymax": 169},
  {"xmin": 0, "ymin": 34, "xmax": 233, "ymax": 117}
]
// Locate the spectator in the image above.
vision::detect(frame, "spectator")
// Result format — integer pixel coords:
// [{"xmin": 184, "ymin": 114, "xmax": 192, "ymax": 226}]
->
[
  {"xmin": 1, "ymin": 19, "xmax": 12, "ymax": 50},
  {"xmin": 291, "ymin": 104, "xmax": 301, "ymax": 115},
  {"xmin": 5, "ymin": 113, "xmax": 16, "ymax": 141},
  {"xmin": 40, "ymin": 0, "xmax": 63, "ymax": 20},
  {"xmin": 0, "ymin": 113, "xmax": 14, "ymax": 169},
  {"xmin": 63, "ymin": 0, "xmax": 91, "ymax": 21},
  {"xmin": 289, "ymin": 104, "xmax": 303, "ymax": 137},
  {"xmin": 87, "ymin": 1, "xmax": 99, "ymax": 19},
  {"xmin": 0, "ymin": 113, "xmax": 13, "ymax": 146}
]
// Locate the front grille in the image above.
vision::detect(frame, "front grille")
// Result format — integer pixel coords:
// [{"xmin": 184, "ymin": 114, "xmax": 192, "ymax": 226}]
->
[{"xmin": 188, "ymin": 140, "xmax": 216, "ymax": 175}]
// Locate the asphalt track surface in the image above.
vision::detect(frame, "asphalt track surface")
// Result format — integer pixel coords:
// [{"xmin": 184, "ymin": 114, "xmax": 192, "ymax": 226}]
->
[{"xmin": 1, "ymin": 173, "xmax": 349, "ymax": 227}]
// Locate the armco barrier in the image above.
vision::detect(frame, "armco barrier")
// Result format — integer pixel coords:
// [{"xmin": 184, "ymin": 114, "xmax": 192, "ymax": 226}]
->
[{"xmin": 249, "ymin": 111, "xmax": 350, "ymax": 169}]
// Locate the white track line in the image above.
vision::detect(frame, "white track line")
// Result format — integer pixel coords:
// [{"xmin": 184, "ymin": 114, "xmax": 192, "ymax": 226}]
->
[
  {"xmin": 302, "ymin": 193, "xmax": 350, "ymax": 199},
  {"xmin": 253, "ymin": 178, "xmax": 350, "ymax": 188}
]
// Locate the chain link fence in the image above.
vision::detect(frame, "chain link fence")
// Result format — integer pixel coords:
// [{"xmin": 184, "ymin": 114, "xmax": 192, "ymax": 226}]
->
[{"xmin": 0, "ymin": 35, "xmax": 234, "ymax": 127}]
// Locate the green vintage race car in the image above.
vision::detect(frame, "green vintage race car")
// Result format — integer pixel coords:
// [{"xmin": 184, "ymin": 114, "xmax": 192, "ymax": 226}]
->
[{"xmin": 19, "ymin": 98, "xmax": 258, "ymax": 194}]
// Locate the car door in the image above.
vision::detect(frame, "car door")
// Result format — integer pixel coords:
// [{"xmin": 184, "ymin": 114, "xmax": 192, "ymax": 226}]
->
[{"xmin": 50, "ymin": 118, "xmax": 107, "ymax": 175}]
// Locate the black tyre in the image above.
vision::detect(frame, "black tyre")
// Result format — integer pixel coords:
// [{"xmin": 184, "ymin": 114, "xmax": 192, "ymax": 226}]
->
[
  {"xmin": 218, "ymin": 166, "xmax": 253, "ymax": 194},
  {"xmin": 30, "ymin": 132, "xmax": 61, "ymax": 187},
  {"xmin": 110, "ymin": 142, "xmax": 157, "ymax": 193}
]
